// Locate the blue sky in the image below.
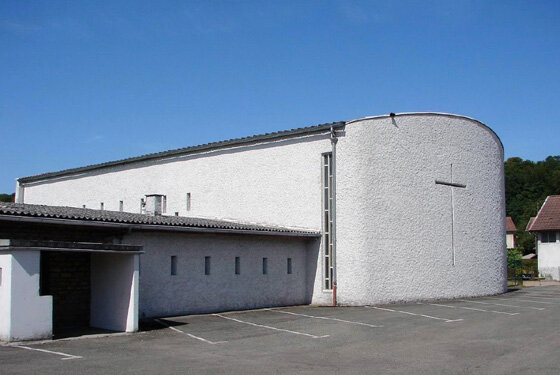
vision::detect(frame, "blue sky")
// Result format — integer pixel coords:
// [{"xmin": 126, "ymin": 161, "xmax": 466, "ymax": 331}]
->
[{"xmin": 1, "ymin": 0, "xmax": 559, "ymax": 193}]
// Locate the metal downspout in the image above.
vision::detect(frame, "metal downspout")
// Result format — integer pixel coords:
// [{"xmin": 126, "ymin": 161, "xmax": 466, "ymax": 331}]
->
[{"xmin": 330, "ymin": 126, "xmax": 338, "ymax": 306}]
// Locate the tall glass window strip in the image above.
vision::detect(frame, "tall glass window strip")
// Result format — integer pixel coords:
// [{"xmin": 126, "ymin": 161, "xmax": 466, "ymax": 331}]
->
[{"xmin": 322, "ymin": 153, "xmax": 334, "ymax": 290}]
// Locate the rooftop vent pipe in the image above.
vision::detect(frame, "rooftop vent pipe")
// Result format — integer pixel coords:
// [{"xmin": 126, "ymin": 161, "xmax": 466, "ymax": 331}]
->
[{"xmin": 144, "ymin": 194, "xmax": 166, "ymax": 215}]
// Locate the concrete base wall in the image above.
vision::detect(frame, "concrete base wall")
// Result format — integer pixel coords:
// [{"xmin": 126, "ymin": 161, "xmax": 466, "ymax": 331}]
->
[{"xmin": 124, "ymin": 232, "xmax": 316, "ymax": 318}]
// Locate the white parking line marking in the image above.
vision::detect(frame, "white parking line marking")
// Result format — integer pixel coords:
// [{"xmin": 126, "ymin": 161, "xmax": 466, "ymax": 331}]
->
[
  {"xmin": 154, "ymin": 319, "xmax": 227, "ymax": 345},
  {"xmin": 516, "ymin": 295, "xmax": 559, "ymax": 300},
  {"xmin": 487, "ymin": 297, "xmax": 557, "ymax": 305},
  {"xmin": 14, "ymin": 345, "xmax": 82, "ymax": 360},
  {"xmin": 213, "ymin": 314, "xmax": 329, "ymax": 339},
  {"xmin": 428, "ymin": 303, "xmax": 519, "ymax": 316},
  {"xmin": 458, "ymin": 299, "xmax": 545, "ymax": 311},
  {"xmin": 367, "ymin": 306, "xmax": 462, "ymax": 323},
  {"xmin": 267, "ymin": 309, "xmax": 383, "ymax": 328}
]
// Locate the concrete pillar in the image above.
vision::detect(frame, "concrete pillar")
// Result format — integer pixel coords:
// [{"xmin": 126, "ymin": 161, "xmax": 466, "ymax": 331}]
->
[{"xmin": 0, "ymin": 251, "xmax": 52, "ymax": 342}]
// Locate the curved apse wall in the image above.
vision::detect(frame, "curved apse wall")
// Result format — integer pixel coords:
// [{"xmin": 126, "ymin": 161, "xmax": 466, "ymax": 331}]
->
[{"xmin": 335, "ymin": 114, "xmax": 506, "ymax": 305}]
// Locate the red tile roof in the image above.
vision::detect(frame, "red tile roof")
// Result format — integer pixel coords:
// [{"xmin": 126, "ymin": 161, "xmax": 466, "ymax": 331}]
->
[
  {"xmin": 506, "ymin": 216, "xmax": 517, "ymax": 232},
  {"xmin": 528, "ymin": 196, "xmax": 560, "ymax": 232}
]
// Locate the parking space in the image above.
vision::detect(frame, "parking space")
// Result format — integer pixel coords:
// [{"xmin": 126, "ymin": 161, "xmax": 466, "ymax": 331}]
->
[{"xmin": 2, "ymin": 286, "xmax": 560, "ymax": 374}]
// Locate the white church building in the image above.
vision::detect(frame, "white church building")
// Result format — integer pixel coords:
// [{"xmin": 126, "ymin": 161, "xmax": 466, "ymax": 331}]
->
[{"xmin": 0, "ymin": 113, "xmax": 507, "ymax": 341}]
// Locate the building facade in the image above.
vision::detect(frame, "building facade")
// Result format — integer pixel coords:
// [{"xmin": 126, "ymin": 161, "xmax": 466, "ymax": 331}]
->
[
  {"xmin": 2, "ymin": 113, "xmax": 508, "ymax": 341},
  {"xmin": 528, "ymin": 195, "xmax": 560, "ymax": 280}
]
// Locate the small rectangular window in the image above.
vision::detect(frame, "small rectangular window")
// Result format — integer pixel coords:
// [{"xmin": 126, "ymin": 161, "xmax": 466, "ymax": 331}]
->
[
  {"xmin": 287, "ymin": 258, "xmax": 292, "ymax": 274},
  {"xmin": 0, "ymin": 267, "xmax": 2, "ymax": 286},
  {"xmin": 542, "ymin": 232, "xmax": 557, "ymax": 243},
  {"xmin": 262, "ymin": 258, "xmax": 268, "ymax": 275},
  {"xmin": 162, "ymin": 195, "xmax": 167, "ymax": 214},
  {"xmin": 205, "ymin": 256, "xmax": 211, "ymax": 275},
  {"xmin": 119, "ymin": 200, "xmax": 124, "ymax": 212},
  {"xmin": 171, "ymin": 256, "xmax": 177, "ymax": 275},
  {"xmin": 235, "ymin": 256, "xmax": 240, "ymax": 275},
  {"xmin": 186, "ymin": 193, "xmax": 191, "ymax": 211}
]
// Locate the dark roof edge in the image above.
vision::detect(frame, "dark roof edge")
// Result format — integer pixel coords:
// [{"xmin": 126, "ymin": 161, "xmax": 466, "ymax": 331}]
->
[
  {"xmin": 19, "ymin": 121, "xmax": 345, "ymax": 184},
  {"xmin": 0, "ymin": 214, "xmax": 321, "ymax": 238},
  {"xmin": 346, "ymin": 112, "xmax": 504, "ymax": 153}
]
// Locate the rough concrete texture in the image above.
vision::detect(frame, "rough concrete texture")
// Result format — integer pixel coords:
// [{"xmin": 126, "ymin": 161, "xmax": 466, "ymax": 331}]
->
[
  {"xmin": 123, "ymin": 231, "xmax": 318, "ymax": 317},
  {"xmin": 20, "ymin": 134, "xmax": 332, "ymax": 231},
  {"xmin": 336, "ymin": 114, "xmax": 506, "ymax": 305}
]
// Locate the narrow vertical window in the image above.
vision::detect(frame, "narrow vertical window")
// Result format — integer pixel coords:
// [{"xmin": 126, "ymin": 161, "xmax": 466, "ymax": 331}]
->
[
  {"xmin": 162, "ymin": 195, "xmax": 167, "ymax": 214},
  {"xmin": 262, "ymin": 258, "xmax": 268, "ymax": 275},
  {"xmin": 140, "ymin": 198, "xmax": 145, "ymax": 213},
  {"xmin": 205, "ymin": 256, "xmax": 211, "ymax": 275},
  {"xmin": 0, "ymin": 267, "xmax": 2, "ymax": 286},
  {"xmin": 171, "ymin": 256, "xmax": 177, "ymax": 276},
  {"xmin": 100, "ymin": 202, "xmax": 104, "ymax": 210},
  {"xmin": 186, "ymin": 193, "xmax": 191, "ymax": 211},
  {"xmin": 235, "ymin": 257, "xmax": 240, "ymax": 275},
  {"xmin": 119, "ymin": 200, "xmax": 124, "ymax": 212},
  {"xmin": 322, "ymin": 153, "xmax": 334, "ymax": 289},
  {"xmin": 287, "ymin": 258, "xmax": 292, "ymax": 274}
]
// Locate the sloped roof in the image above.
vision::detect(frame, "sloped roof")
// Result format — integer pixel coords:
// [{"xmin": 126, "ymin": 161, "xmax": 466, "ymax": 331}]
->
[
  {"xmin": 0, "ymin": 202, "xmax": 319, "ymax": 237},
  {"xmin": 528, "ymin": 196, "xmax": 560, "ymax": 232},
  {"xmin": 506, "ymin": 216, "xmax": 517, "ymax": 232},
  {"xmin": 526, "ymin": 217, "xmax": 536, "ymax": 231},
  {"xmin": 18, "ymin": 121, "xmax": 345, "ymax": 184}
]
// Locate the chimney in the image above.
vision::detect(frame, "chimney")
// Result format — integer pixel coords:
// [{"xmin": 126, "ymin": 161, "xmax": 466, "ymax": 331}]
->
[{"xmin": 144, "ymin": 194, "xmax": 166, "ymax": 215}]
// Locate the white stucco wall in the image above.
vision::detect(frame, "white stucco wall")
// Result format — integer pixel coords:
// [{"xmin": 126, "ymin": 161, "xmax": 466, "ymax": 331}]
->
[
  {"xmin": 123, "ymin": 231, "xmax": 315, "ymax": 317},
  {"xmin": 20, "ymin": 134, "xmax": 332, "ymax": 231},
  {"xmin": 335, "ymin": 114, "xmax": 507, "ymax": 305},
  {"xmin": 91, "ymin": 253, "xmax": 139, "ymax": 332},
  {"xmin": 0, "ymin": 251, "xmax": 52, "ymax": 342},
  {"xmin": 538, "ymin": 233, "xmax": 560, "ymax": 280},
  {"xmin": 0, "ymin": 253, "xmax": 12, "ymax": 341},
  {"xmin": 16, "ymin": 113, "xmax": 507, "ymax": 308}
]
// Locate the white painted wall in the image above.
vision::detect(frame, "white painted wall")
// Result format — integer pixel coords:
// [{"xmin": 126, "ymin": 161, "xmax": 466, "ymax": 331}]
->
[
  {"xmin": 0, "ymin": 253, "xmax": 12, "ymax": 341},
  {"xmin": 91, "ymin": 253, "xmax": 139, "ymax": 332},
  {"xmin": 538, "ymin": 233, "xmax": 560, "ymax": 280},
  {"xmin": 335, "ymin": 114, "xmax": 507, "ymax": 305},
  {"xmin": 18, "ymin": 113, "xmax": 507, "ymax": 308},
  {"xmin": 0, "ymin": 251, "xmax": 52, "ymax": 342},
  {"xmin": 21, "ymin": 134, "xmax": 332, "ymax": 231},
  {"xmin": 123, "ymin": 231, "xmax": 315, "ymax": 317}
]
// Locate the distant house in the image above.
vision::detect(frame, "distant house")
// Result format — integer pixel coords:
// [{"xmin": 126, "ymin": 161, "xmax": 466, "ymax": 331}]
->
[
  {"xmin": 527, "ymin": 196, "xmax": 560, "ymax": 280},
  {"xmin": 506, "ymin": 216, "xmax": 516, "ymax": 249}
]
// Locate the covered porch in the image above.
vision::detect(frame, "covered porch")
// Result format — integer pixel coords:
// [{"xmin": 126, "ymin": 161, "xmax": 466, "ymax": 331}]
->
[{"xmin": 0, "ymin": 239, "xmax": 141, "ymax": 342}]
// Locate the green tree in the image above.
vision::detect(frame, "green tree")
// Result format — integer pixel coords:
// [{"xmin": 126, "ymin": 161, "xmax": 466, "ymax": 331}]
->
[
  {"xmin": 505, "ymin": 155, "xmax": 560, "ymax": 254},
  {"xmin": 0, "ymin": 193, "xmax": 15, "ymax": 202}
]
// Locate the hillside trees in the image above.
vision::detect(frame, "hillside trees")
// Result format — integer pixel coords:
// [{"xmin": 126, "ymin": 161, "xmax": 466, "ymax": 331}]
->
[{"xmin": 505, "ymin": 156, "xmax": 560, "ymax": 253}]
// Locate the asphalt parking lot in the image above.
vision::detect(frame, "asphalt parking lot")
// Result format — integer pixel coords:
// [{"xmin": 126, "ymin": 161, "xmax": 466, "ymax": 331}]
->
[{"xmin": 1, "ymin": 286, "xmax": 559, "ymax": 375}]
